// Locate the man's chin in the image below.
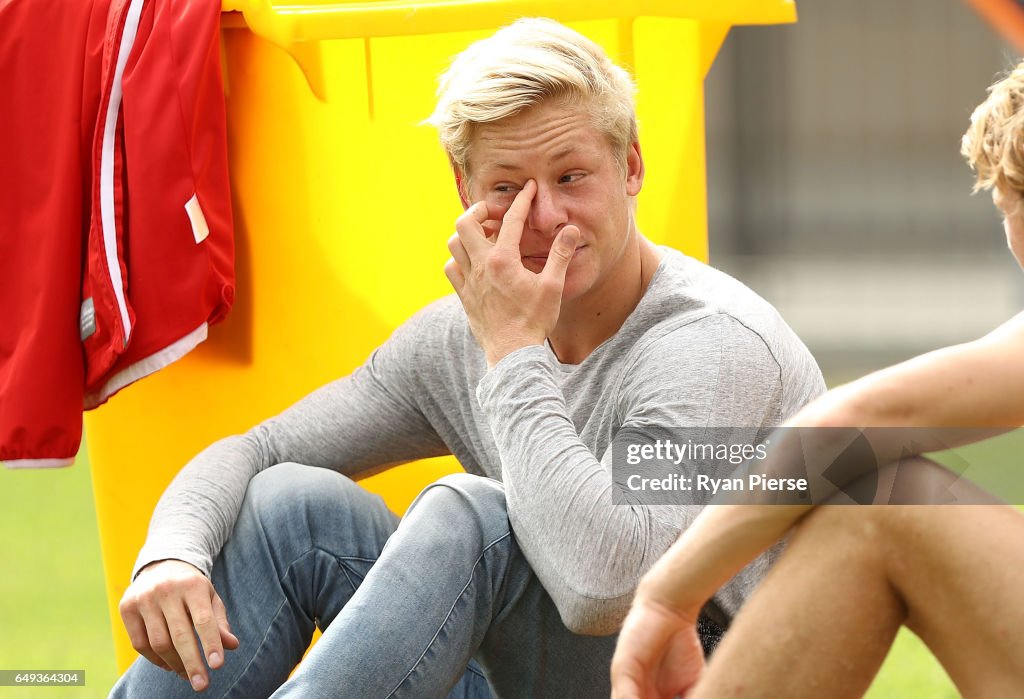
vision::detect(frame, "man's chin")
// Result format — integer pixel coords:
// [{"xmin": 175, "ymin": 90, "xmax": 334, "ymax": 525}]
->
[{"xmin": 559, "ymin": 273, "xmax": 592, "ymax": 304}]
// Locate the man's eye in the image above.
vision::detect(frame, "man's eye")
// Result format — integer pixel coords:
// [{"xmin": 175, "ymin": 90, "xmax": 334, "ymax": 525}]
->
[
  {"xmin": 559, "ymin": 173, "xmax": 584, "ymax": 184},
  {"xmin": 494, "ymin": 185, "xmax": 520, "ymax": 194}
]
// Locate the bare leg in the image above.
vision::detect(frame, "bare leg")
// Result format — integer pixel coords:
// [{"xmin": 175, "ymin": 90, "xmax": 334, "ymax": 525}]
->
[{"xmin": 690, "ymin": 460, "xmax": 1024, "ymax": 698}]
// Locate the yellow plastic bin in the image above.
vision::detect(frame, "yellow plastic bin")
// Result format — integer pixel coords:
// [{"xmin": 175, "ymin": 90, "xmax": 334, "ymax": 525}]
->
[{"xmin": 86, "ymin": 0, "xmax": 797, "ymax": 671}]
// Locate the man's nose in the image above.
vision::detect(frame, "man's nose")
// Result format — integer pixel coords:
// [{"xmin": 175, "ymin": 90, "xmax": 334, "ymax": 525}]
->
[{"xmin": 526, "ymin": 183, "xmax": 568, "ymax": 239}]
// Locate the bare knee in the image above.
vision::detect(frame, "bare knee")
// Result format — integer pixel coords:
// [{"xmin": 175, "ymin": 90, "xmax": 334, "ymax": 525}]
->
[
  {"xmin": 788, "ymin": 505, "xmax": 903, "ymax": 600},
  {"xmin": 792, "ymin": 504, "xmax": 889, "ymax": 548}
]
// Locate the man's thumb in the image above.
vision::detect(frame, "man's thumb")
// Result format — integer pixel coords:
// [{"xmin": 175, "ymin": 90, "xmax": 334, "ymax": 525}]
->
[
  {"xmin": 559, "ymin": 225, "xmax": 580, "ymax": 254},
  {"xmin": 543, "ymin": 225, "xmax": 580, "ymax": 282},
  {"xmin": 552, "ymin": 225, "xmax": 580, "ymax": 264}
]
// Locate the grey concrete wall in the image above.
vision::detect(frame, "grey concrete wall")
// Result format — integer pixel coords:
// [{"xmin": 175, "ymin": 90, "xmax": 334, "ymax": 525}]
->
[{"xmin": 702, "ymin": 0, "xmax": 1024, "ymax": 372}]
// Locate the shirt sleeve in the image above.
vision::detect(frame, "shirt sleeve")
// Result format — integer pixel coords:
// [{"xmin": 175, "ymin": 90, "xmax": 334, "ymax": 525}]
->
[
  {"xmin": 474, "ymin": 314, "xmax": 789, "ymax": 635},
  {"xmin": 132, "ymin": 306, "xmax": 451, "ymax": 581}
]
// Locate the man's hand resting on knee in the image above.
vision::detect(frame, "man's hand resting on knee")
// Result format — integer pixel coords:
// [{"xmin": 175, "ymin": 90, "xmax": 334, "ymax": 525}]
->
[{"xmin": 119, "ymin": 559, "xmax": 240, "ymax": 692}]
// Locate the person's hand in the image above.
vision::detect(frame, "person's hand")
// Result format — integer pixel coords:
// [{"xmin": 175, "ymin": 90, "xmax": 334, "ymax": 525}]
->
[
  {"xmin": 118, "ymin": 559, "xmax": 239, "ymax": 692},
  {"xmin": 610, "ymin": 596, "xmax": 705, "ymax": 699},
  {"xmin": 445, "ymin": 179, "xmax": 580, "ymax": 367}
]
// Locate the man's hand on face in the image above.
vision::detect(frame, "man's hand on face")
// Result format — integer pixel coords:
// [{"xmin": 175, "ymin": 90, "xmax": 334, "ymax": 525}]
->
[
  {"xmin": 445, "ymin": 179, "xmax": 580, "ymax": 368},
  {"xmin": 119, "ymin": 559, "xmax": 240, "ymax": 692}
]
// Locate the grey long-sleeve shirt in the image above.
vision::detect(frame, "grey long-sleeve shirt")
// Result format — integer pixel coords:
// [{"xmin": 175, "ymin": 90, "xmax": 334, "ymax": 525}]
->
[{"xmin": 134, "ymin": 247, "xmax": 825, "ymax": 635}]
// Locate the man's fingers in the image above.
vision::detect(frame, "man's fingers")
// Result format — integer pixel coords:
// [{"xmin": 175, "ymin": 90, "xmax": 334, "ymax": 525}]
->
[
  {"xmin": 119, "ymin": 560, "xmax": 225, "ymax": 687},
  {"xmin": 137, "ymin": 600, "xmax": 187, "ymax": 678},
  {"xmin": 444, "ymin": 257, "xmax": 465, "ymax": 293},
  {"xmin": 163, "ymin": 601, "xmax": 210, "ymax": 692},
  {"xmin": 608, "ymin": 662, "xmax": 637, "ymax": 699},
  {"xmin": 496, "ymin": 179, "xmax": 536, "ymax": 250},
  {"xmin": 613, "ymin": 678, "xmax": 647, "ymax": 699},
  {"xmin": 540, "ymin": 224, "xmax": 579, "ymax": 287},
  {"xmin": 187, "ymin": 587, "xmax": 225, "ymax": 672},
  {"xmin": 447, "ymin": 233, "xmax": 472, "ymax": 273},
  {"xmin": 481, "ymin": 219, "xmax": 502, "ymax": 239},
  {"xmin": 455, "ymin": 201, "xmax": 500, "ymax": 259},
  {"xmin": 212, "ymin": 593, "xmax": 240, "ymax": 652},
  {"xmin": 464, "ymin": 199, "xmax": 507, "ymax": 226},
  {"xmin": 121, "ymin": 602, "xmax": 175, "ymax": 672},
  {"xmin": 221, "ymin": 626, "xmax": 241, "ymax": 651}
]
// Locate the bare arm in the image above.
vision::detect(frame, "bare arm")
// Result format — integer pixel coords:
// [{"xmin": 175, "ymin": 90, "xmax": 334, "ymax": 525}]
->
[
  {"xmin": 652, "ymin": 310, "xmax": 1024, "ymax": 608},
  {"xmin": 804, "ymin": 311, "xmax": 1024, "ymax": 431},
  {"xmin": 612, "ymin": 311, "xmax": 1024, "ymax": 697}
]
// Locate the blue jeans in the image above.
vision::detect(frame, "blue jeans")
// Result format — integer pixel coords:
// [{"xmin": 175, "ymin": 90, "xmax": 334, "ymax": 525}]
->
[{"xmin": 109, "ymin": 463, "xmax": 625, "ymax": 698}]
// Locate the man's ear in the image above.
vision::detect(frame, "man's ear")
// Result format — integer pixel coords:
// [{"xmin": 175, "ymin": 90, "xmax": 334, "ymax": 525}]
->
[
  {"xmin": 449, "ymin": 156, "xmax": 471, "ymax": 210},
  {"xmin": 626, "ymin": 141, "xmax": 644, "ymax": 196}
]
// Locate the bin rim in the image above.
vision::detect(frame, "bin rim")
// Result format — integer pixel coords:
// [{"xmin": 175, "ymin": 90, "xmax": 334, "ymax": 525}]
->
[{"xmin": 222, "ymin": 0, "xmax": 797, "ymax": 44}]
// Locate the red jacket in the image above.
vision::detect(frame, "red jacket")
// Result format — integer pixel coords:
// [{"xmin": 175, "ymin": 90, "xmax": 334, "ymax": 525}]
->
[{"xmin": 0, "ymin": 0, "xmax": 234, "ymax": 468}]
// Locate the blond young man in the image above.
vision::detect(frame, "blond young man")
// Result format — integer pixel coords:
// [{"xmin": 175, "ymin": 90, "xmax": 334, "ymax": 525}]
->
[
  {"xmin": 611, "ymin": 63, "xmax": 1024, "ymax": 699},
  {"xmin": 111, "ymin": 19, "xmax": 823, "ymax": 698}
]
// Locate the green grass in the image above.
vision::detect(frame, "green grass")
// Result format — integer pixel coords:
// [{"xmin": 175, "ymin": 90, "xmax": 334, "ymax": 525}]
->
[
  {"xmin": 7, "ymin": 430, "xmax": 1023, "ymax": 697},
  {"xmin": 868, "ymin": 630, "xmax": 959, "ymax": 698},
  {"xmin": 0, "ymin": 446, "xmax": 117, "ymax": 698}
]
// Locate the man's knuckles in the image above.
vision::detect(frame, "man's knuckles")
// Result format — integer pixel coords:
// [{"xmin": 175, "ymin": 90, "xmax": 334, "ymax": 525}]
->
[
  {"xmin": 447, "ymin": 234, "xmax": 462, "ymax": 254},
  {"xmin": 483, "ymin": 253, "xmax": 515, "ymax": 275},
  {"xmin": 191, "ymin": 611, "xmax": 215, "ymax": 627},
  {"xmin": 456, "ymin": 208, "xmax": 482, "ymax": 230},
  {"xmin": 149, "ymin": 635, "xmax": 175, "ymax": 655},
  {"xmin": 127, "ymin": 632, "xmax": 150, "ymax": 653},
  {"xmin": 118, "ymin": 596, "xmax": 139, "ymax": 617},
  {"xmin": 170, "ymin": 626, "xmax": 196, "ymax": 644},
  {"xmin": 444, "ymin": 260, "xmax": 461, "ymax": 282},
  {"xmin": 151, "ymin": 574, "xmax": 207, "ymax": 598}
]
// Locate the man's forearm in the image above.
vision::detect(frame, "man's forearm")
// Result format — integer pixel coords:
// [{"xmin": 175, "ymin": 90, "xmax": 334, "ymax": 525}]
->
[
  {"xmin": 475, "ymin": 346, "xmax": 673, "ymax": 633},
  {"xmin": 133, "ymin": 431, "xmax": 265, "ymax": 579},
  {"xmin": 638, "ymin": 504, "xmax": 809, "ymax": 616},
  {"xmin": 794, "ymin": 317, "xmax": 1024, "ymax": 432}
]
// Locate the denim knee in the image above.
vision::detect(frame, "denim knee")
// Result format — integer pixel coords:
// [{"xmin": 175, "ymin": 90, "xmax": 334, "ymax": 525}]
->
[
  {"xmin": 407, "ymin": 473, "xmax": 511, "ymax": 549},
  {"xmin": 245, "ymin": 462, "xmax": 355, "ymax": 510},
  {"xmin": 236, "ymin": 462, "xmax": 398, "ymax": 566}
]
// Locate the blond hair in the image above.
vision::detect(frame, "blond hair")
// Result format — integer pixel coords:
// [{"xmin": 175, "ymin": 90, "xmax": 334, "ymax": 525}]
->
[
  {"xmin": 426, "ymin": 18, "xmax": 637, "ymax": 181},
  {"xmin": 962, "ymin": 61, "xmax": 1024, "ymax": 207}
]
